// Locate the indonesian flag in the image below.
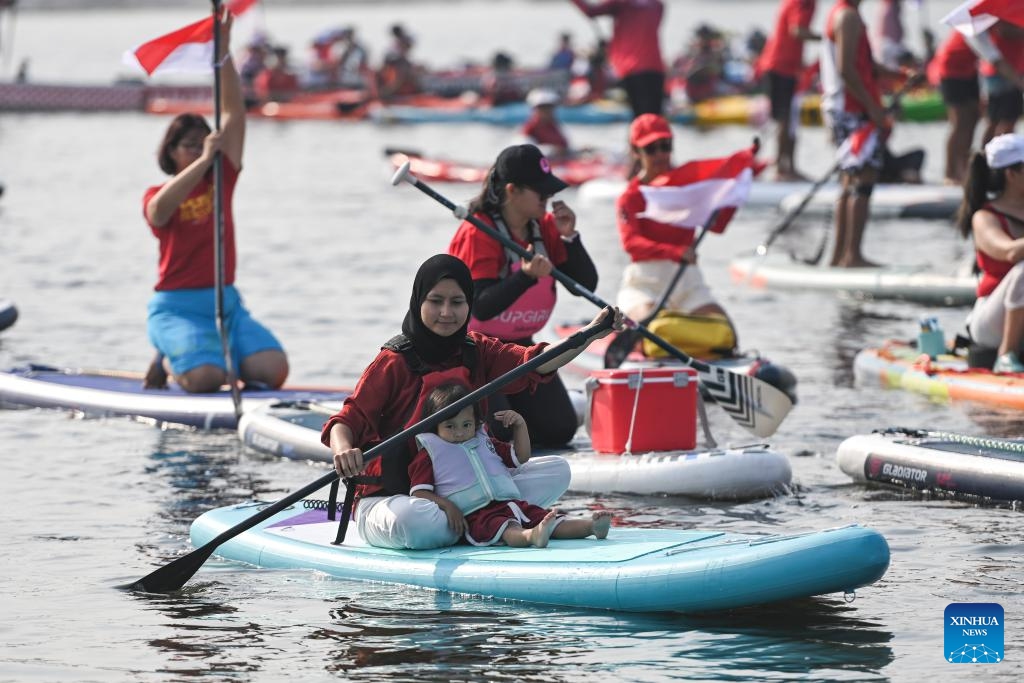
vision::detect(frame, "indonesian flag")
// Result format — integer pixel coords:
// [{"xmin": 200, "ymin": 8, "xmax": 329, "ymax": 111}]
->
[
  {"xmin": 637, "ymin": 146, "xmax": 755, "ymax": 234},
  {"xmin": 123, "ymin": 0, "xmax": 258, "ymax": 76},
  {"xmin": 836, "ymin": 123, "xmax": 879, "ymax": 171},
  {"xmin": 942, "ymin": 0, "xmax": 1024, "ymax": 37}
]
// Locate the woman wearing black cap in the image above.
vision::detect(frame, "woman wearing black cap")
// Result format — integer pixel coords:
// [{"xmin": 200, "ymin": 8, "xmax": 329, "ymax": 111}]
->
[
  {"xmin": 449, "ymin": 144, "xmax": 599, "ymax": 447},
  {"xmin": 323, "ymin": 254, "xmax": 619, "ymax": 549}
]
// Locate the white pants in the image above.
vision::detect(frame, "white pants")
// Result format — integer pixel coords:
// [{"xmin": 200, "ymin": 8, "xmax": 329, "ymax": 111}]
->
[
  {"xmin": 616, "ymin": 260, "xmax": 719, "ymax": 316},
  {"xmin": 355, "ymin": 455, "xmax": 572, "ymax": 549},
  {"xmin": 967, "ymin": 261, "xmax": 1024, "ymax": 349}
]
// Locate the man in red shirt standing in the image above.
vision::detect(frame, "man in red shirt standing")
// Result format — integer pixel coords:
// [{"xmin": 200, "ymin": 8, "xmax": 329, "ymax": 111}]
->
[
  {"xmin": 758, "ymin": 0, "xmax": 819, "ymax": 181},
  {"xmin": 570, "ymin": 0, "xmax": 665, "ymax": 117}
]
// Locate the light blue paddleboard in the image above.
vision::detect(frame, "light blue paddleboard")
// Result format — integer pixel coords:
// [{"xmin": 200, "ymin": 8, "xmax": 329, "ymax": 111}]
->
[{"xmin": 191, "ymin": 502, "xmax": 890, "ymax": 613}]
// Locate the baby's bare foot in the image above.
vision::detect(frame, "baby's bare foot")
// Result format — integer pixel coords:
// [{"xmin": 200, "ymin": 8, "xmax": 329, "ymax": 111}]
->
[
  {"xmin": 529, "ymin": 510, "xmax": 560, "ymax": 548},
  {"xmin": 592, "ymin": 510, "xmax": 612, "ymax": 539}
]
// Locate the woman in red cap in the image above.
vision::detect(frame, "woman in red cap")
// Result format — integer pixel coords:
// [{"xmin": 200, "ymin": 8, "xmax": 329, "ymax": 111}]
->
[
  {"xmin": 448, "ymin": 144, "xmax": 599, "ymax": 446},
  {"xmin": 615, "ymin": 114, "xmax": 735, "ymax": 341}
]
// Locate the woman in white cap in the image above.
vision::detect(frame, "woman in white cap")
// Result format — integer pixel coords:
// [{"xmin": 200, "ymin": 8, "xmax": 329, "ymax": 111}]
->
[{"xmin": 957, "ymin": 133, "xmax": 1024, "ymax": 373}]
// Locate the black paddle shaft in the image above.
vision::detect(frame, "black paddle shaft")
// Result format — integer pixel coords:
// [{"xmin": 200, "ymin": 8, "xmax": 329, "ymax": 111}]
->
[
  {"xmin": 603, "ymin": 221, "xmax": 714, "ymax": 369},
  {"xmin": 128, "ymin": 318, "xmax": 611, "ymax": 594},
  {"xmin": 406, "ymin": 176, "xmax": 719, "ymax": 374}
]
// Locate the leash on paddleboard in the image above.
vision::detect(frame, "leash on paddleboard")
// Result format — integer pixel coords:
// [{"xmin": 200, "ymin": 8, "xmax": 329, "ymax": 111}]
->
[
  {"xmin": 126, "ymin": 317, "xmax": 614, "ymax": 593},
  {"xmin": 391, "ymin": 161, "xmax": 794, "ymax": 440}
]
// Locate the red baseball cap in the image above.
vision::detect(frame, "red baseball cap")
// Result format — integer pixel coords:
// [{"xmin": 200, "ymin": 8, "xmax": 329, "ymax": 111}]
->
[{"xmin": 629, "ymin": 113, "xmax": 673, "ymax": 148}]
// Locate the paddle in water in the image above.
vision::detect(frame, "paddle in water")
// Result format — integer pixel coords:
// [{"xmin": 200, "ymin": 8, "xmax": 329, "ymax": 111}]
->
[
  {"xmin": 126, "ymin": 315, "xmax": 614, "ymax": 593},
  {"xmin": 391, "ymin": 161, "xmax": 794, "ymax": 438}
]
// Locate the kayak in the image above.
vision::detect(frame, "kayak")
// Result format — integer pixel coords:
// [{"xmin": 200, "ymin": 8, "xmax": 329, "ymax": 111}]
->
[
  {"xmin": 838, "ymin": 428, "xmax": 1024, "ymax": 502},
  {"xmin": 0, "ymin": 299, "xmax": 17, "ymax": 333},
  {"xmin": 578, "ymin": 177, "xmax": 962, "ymax": 220},
  {"xmin": 729, "ymin": 253, "xmax": 977, "ymax": 306},
  {"xmin": 370, "ymin": 99, "xmax": 645, "ymax": 126},
  {"xmin": 386, "ymin": 150, "xmax": 627, "ymax": 186},
  {"xmin": 238, "ymin": 400, "xmax": 793, "ymax": 500},
  {"xmin": 853, "ymin": 340, "xmax": 1024, "ymax": 410},
  {"xmin": 191, "ymin": 501, "xmax": 890, "ymax": 613},
  {"xmin": 147, "ymin": 89, "xmax": 370, "ymax": 121},
  {"xmin": 0, "ymin": 364, "xmax": 350, "ymax": 429},
  {"xmin": 777, "ymin": 183, "xmax": 963, "ymax": 221}
]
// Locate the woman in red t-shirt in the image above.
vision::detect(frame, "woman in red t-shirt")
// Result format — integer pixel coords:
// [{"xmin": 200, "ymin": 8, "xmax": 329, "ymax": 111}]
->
[{"xmin": 142, "ymin": 14, "xmax": 288, "ymax": 393}]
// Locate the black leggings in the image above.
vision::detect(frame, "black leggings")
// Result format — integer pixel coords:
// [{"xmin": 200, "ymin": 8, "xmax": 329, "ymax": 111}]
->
[
  {"xmin": 487, "ymin": 371, "xmax": 577, "ymax": 448},
  {"xmin": 621, "ymin": 70, "xmax": 665, "ymax": 118}
]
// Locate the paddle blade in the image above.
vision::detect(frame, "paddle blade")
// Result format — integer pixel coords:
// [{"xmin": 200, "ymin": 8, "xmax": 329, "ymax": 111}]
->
[
  {"xmin": 128, "ymin": 544, "xmax": 217, "ymax": 593},
  {"xmin": 697, "ymin": 364, "xmax": 793, "ymax": 437},
  {"xmin": 603, "ymin": 330, "xmax": 640, "ymax": 369}
]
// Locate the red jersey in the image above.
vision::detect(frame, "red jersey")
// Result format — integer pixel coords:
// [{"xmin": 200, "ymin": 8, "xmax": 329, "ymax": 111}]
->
[
  {"xmin": 758, "ymin": 0, "xmax": 817, "ymax": 78},
  {"xmin": 144, "ymin": 159, "xmax": 239, "ymax": 291},
  {"xmin": 571, "ymin": 0, "xmax": 664, "ymax": 77},
  {"xmin": 253, "ymin": 68, "xmax": 300, "ymax": 100},
  {"xmin": 928, "ymin": 30, "xmax": 978, "ymax": 83},
  {"xmin": 448, "ymin": 212, "xmax": 569, "ymax": 280},
  {"xmin": 820, "ymin": 0, "xmax": 881, "ymax": 116},
  {"xmin": 522, "ymin": 114, "xmax": 569, "ymax": 150},
  {"xmin": 616, "ymin": 176, "xmax": 694, "ymax": 262},
  {"xmin": 319, "ymin": 332, "xmax": 551, "ymax": 499},
  {"xmin": 977, "ymin": 207, "xmax": 1015, "ymax": 298}
]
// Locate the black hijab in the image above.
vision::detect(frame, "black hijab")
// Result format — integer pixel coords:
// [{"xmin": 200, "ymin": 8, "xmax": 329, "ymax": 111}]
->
[{"xmin": 400, "ymin": 254, "xmax": 475, "ymax": 364}]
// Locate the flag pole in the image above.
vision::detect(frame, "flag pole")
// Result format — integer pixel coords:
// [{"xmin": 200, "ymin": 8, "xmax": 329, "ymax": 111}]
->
[{"xmin": 211, "ymin": 0, "xmax": 242, "ymax": 420}]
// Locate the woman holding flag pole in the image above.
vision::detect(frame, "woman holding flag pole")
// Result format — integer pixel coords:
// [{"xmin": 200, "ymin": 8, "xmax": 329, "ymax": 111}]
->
[
  {"xmin": 613, "ymin": 113, "xmax": 752, "ymax": 361},
  {"xmin": 138, "ymin": 4, "xmax": 289, "ymax": 396}
]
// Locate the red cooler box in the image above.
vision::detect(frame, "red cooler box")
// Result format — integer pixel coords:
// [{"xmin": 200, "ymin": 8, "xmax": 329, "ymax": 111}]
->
[{"xmin": 587, "ymin": 367, "xmax": 698, "ymax": 454}]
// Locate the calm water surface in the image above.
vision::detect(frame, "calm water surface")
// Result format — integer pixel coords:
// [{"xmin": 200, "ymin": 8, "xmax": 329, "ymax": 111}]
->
[{"xmin": 1, "ymin": 2, "xmax": 1021, "ymax": 681}]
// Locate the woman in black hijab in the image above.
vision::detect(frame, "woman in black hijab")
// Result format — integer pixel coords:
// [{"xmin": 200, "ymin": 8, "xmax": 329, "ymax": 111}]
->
[{"xmin": 321, "ymin": 254, "xmax": 619, "ymax": 549}]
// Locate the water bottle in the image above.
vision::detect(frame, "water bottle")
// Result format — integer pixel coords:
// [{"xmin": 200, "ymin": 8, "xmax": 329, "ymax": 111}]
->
[{"xmin": 917, "ymin": 316, "xmax": 945, "ymax": 359}]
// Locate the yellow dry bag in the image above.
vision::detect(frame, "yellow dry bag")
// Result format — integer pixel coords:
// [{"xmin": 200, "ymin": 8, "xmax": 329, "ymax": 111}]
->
[{"xmin": 643, "ymin": 311, "xmax": 737, "ymax": 359}]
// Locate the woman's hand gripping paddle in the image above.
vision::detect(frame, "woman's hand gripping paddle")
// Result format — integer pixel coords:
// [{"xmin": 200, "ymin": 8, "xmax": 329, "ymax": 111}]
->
[
  {"xmin": 602, "ymin": 219, "xmax": 715, "ymax": 369},
  {"xmin": 391, "ymin": 161, "xmax": 794, "ymax": 439},
  {"xmin": 126, "ymin": 316, "xmax": 614, "ymax": 594}
]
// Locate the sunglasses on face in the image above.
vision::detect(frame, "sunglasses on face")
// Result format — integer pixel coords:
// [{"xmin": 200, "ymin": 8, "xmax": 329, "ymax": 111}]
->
[{"xmin": 641, "ymin": 140, "xmax": 673, "ymax": 155}]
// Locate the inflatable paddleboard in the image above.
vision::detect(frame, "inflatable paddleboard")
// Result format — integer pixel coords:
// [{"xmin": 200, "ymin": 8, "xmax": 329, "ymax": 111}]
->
[
  {"xmin": 838, "ymin": 428, "xmax": 1024, "ymax": 502},
  {"xmin": 0, "ymin": 364, "xmax": 350, "ymax": 429},
  {"xmin": 578, "ymin": 177, "xmax": 960, "ymax": 220},
  {"xmin": 729, "ymin": 253, "xmax": 976, "ymax": 306},
  {"xmin": 777, "ymin": 183, "xmax": 962, "ymax": 220},
  {"xmin": 238, "ymin": 401, "xmax": 792, "ymax": 500},
  {"xmin": 386, "ymin": 150, "xmax": 627, "ymax": 186},
  {"xmin": 191, "ymin": 501, "xmax": 890, "ymax": 613},
  {"xmin": 853, "ymin": 340, "xmax": 1024, "ymax": 410}
]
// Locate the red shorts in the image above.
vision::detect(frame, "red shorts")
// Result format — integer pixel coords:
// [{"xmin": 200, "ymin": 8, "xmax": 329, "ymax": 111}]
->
[{"xmin": 464, "ymin": 500, "xmax": 559, "ymax": 546}]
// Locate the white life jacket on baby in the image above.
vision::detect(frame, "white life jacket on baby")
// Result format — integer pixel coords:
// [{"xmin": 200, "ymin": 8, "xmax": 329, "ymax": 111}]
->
[{"xmin": 414, "ymin": 428, "xmax": 522, "ymax": 515}]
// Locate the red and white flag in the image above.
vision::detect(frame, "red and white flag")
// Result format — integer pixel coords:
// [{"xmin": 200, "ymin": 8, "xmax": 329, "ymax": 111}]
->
[
  {"xmin": 122, "ymin": 0, "xmax": 258, "ymax": 77},
  {"xmin": 637, "ymin": 147, "xmax": 755, "ymax": 234},
  {"xmin": 942, "ymin": 0, "xmax": 1024, "ymax": 37},
  {"xmin": 836, "ymin": 123, "xmax": 879, "ymax": 170}
]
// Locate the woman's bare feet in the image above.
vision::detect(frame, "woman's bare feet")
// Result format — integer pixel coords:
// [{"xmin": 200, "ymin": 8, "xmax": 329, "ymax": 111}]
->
[
  {"xmin": 592, "ymin": 510, "xmax": 612, "ymax": 539},
  {"xmin": 143, "ymin": 352, "xmax": 168, "ymax": 390},
  {"xmin": 527, "ymin": 510, "xmax": 561, "ymax": 548}
]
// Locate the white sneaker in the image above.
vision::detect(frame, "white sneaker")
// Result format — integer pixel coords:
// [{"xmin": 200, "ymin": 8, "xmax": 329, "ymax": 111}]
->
[{"xmin": 992, "ymin": 352, "xmax": 1024, "ymax": 374}]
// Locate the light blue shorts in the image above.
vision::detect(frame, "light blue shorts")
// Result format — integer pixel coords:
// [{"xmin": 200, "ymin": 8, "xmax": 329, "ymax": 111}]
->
[{"xmin": 147, "ymin": 285, "xmax": 284, "ymax": 376}]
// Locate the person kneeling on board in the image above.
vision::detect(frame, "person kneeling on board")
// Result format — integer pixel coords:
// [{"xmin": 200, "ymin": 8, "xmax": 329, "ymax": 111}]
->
[{"xmin": 956, "ymin": 133, "xmax": 1024, "ymax": 374}]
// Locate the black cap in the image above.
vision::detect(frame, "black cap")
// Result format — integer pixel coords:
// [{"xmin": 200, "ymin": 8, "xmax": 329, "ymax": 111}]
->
[{"xmin": 493, "ymin": 144, "xmax": 568, "ymax": 197}]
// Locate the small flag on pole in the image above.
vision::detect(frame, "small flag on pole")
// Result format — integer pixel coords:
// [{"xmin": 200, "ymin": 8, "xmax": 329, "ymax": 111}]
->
[
  {"xmin": 942, "ymin": 0, "xmax": 1024, "ymax": 37},
  {"xmin": 122, "ymin": 0, "xmax": 258, "ymax": 77},
  {"xmin": 637, "ymin": 147, "xmax": 756, "ymax": 234}
]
